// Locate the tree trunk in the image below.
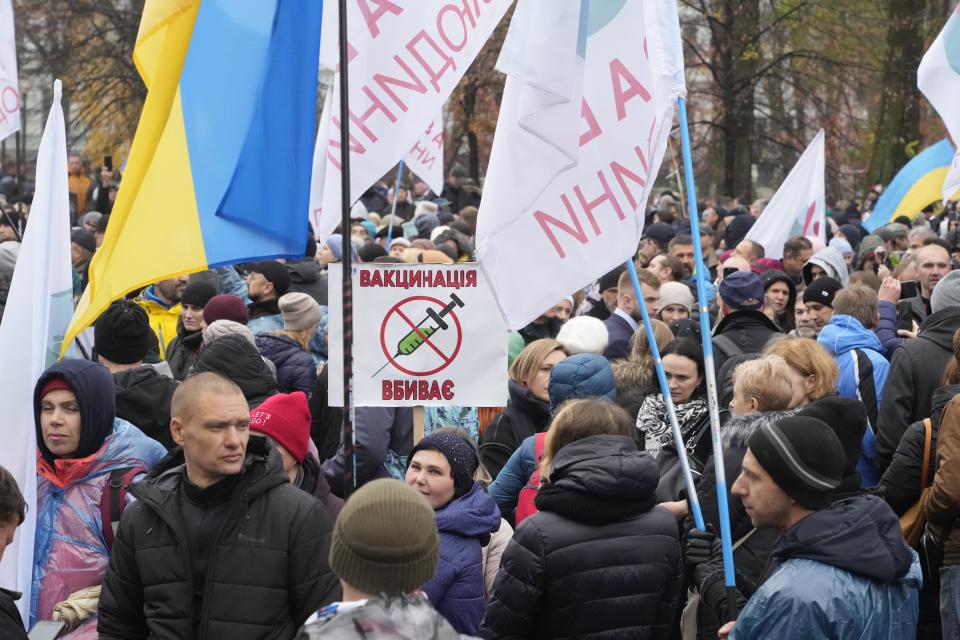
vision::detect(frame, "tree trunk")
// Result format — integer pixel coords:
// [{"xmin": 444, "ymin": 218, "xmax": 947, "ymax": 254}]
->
[
  {"xmin": 866, "ymin": 0, "xmax": 925, "ymax": 187},
  {"xmin": 717, "ymin": 0, "xmax": 759, "ymax": 200}
]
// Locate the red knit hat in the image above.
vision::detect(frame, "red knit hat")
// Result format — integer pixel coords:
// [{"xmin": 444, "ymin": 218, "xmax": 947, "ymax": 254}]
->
[
  {"xmin": 40, "ymin": 377, "xmax": 71, "ymax": 398},
  {"xmin": 249, "ymin": 392, "xmax": 310, "ymax": 463}
]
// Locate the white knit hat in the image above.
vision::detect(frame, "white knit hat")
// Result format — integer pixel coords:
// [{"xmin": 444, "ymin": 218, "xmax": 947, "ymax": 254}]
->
[
  {"xmin": 556, "ymin": 316, "xmax": 609, "ymax": 355},
  {"xmin": 279, "ymin": 292, "xmax": 322, "ymax": 331},
  {"xmin": 659, "ymin": 281, "xmax": 694, "ymax": 313},
  {"xmin": 414, "ymin": 201, "xmax": 439, "ymax": 218}
]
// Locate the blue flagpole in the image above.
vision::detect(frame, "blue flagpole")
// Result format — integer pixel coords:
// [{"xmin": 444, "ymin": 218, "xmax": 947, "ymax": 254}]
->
[
  {"xmin": 625, "ymin": 260, "xmax": 705, "ymax": 531},
  {"xmin": 385, "ymin": 160, "xmax": 405, "ymax": 246},
  {"xmin": 677, "ymin": 95, "xmax": 738, "ymax": 621}
]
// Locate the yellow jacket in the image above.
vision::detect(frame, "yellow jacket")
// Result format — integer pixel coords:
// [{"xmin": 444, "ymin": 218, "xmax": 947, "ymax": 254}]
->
[{"xmin": 134, "ymin": 289, "xmax": 181, "ymax": 359}]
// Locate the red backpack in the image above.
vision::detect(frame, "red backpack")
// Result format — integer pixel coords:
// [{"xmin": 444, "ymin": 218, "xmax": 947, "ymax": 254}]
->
[
  {"xmin": 515, "ymin": 432, "xmax": 547, "ymax": 526},
  {"xmin": 100, "ymin": 466, "xmax": 146, "ymax": 550}
]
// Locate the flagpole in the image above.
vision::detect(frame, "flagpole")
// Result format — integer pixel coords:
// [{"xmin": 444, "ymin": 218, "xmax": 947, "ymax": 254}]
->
[
  {"xmin": 385, "ymin": 159, "xmax": 405, "ymax": 246},
  {"xmin": 678, "ymin": 96, "xmax": 738, "ymax": 622},
  {"xmin": 625, "ymin": 260, "xmax": 704, "ymax": 530},
  {"xmin": 14, "ymin": 128, "xmax": 23, "ymax": 230},
  {"xmin": 337, "ymin": 0, "xmax": 356, "ymax": 498}
]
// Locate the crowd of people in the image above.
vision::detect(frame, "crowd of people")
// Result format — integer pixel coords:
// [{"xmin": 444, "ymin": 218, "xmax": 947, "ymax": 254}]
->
[{"xmin": 0, "ymin": 158, "xmax": 958, "ymax": 639}]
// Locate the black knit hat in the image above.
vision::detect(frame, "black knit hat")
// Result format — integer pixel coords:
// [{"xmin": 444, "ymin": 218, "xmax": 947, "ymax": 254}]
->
[
  {"xmin": 802, "ymin": 276, "xmax": 842, "ymax": 308},
  {"xmin": 71, "ymin": 229, "xmax": 96, "ymax": 253},
  {"xmin": 407, "ymin": 431, "xmax": 478, "ymax": 499},
  {"xmin": 180, "ymin": 282, "xmax": 217, "ymax": 308},
  {"xmin": 747, "ymin": 416, "xmax": 845, "ymax": 509},
  {"xmin": 329, "ymin": 479, "xmax": 439, "ymax": 595},
  {"xmin": 797, "ymin": 396, "xmax": 867, "ymax": 492},
  {"xmin": 94, "ymin": 300, "xmax": 151, "ymax": 364},
  {"xmin": 249, "ymin": 261, "xmax": 290, "ymax": 296}
]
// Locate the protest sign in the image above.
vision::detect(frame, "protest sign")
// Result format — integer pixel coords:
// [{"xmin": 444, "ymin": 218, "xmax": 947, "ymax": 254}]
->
[
  {"xmin": 0, "ymin": 0, "xmax": 19, "ymax": 141},
  {"xmin": 311, "ymin": 0, "xmax": 512, "ymax": 242},
  {"xmin": 475, "ymin": 1, "xmax": 685, "ymax": 329},
  {"xmin": 745, "ymin": 129, "xmax": 825, "ymax": 259},
  {"xmin": 404, "ymin": 113, "xmax": 444, "ymax": 195},
  {"xmin": 328, "ymin": 263, "xmax": 507, "ymax": 407}
]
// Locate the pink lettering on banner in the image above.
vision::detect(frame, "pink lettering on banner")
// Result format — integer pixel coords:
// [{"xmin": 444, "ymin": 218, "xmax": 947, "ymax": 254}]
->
[
  {"xmin": 350, "ymin": 85, "xmax": 398, "ymax": 143},
  {"xmin": 335, "ymin": 40, "xmax": 360, "ymax": 73},
  {"xmin": 575, "ymin": 171, "xmax": 625, "ymax": 235},
  {"xmin": 431, "ymin": 130, "xmax": 443, "ymax": 148},
  {"xmin": 579, "ymin": 99, "xmax": 602, "ymax": 147},
  {"xmin": 0, "ymin": 87, "xmax": 17, "ymax": 115},
  {"xmin": 534, "ymin": 137, "xmax": 657, "ymax": 259},
  {"xmin": 373, "ymin": 56, "xmax": 430, "ymax": 112},
  {"xmin": 610, "ymin": 57, "xmax": 651, "ymax": 121},
  {"xmin": 437, "ymin": 3, "xmax": 472, "ymax": 52},
  {"xmin": 407, "ymin": 31, "xmax": 458, "ymax": 92},
  {"xmin": 357, "ymin": 0, "xmax": 403, "ymax": 38}
]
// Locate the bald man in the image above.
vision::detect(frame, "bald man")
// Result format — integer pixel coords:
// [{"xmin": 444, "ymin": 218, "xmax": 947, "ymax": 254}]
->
[{"xmin": 99, "ymin": 372, "xmax": 339, "ymax": 639}]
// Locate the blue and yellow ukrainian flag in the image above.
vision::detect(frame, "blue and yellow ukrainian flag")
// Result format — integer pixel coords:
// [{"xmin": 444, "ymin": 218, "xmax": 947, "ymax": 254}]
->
[
  {"xmin": 865, "ymin": 138, "xmax": 958, "ymax": 231},
  {"xmin": 64, "ymin": 0, "xmax": 323, "ymax": 351}
]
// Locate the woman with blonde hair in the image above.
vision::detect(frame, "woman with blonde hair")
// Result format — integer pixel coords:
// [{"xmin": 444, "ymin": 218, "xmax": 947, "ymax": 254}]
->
[
  {"xmin": 480, "ymin": 338, "xmax": 566, "ymax": 478},
  {"xmin": 612, "ymin": 319, "xmax": 674, "ymax": 419},
  {"xmin": 255, "ymin": 292, "xmax": 321, "ymax": 394},
  {"xmin": 482, "ymin": 398, "xmax": 683, "ymax": 639},
  {"xmin": 763, "ymin": 336, "xmax": 839, "ymax": 408}
]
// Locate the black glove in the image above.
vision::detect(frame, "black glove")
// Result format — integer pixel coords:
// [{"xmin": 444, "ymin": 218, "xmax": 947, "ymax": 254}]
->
[{"xmin": 684, "ymin": 525, "xmax": 722, "ymax": 587}]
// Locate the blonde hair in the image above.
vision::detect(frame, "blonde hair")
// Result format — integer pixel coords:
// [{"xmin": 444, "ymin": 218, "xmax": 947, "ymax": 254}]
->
[
  {"xmin": 540, "ymin": 398, "xmax": 633, "ymax": 481},
  {"xmin": 764, "ymin": 337, "xmax": 838, "ymax": 401},
  {"xmin": 509, "ymin": 338, "xmax": 564, "ymax": 388},
  {"xmin": 628, "ymin": 318, "xmax": 673, "ymax": 364},
  {"xmin": 732, "ymin": 356, "xmax": 794, "ymax": 412},
  {"xmin": 281, "ymin": 326, "xmax": 317, "ymax": 351}
]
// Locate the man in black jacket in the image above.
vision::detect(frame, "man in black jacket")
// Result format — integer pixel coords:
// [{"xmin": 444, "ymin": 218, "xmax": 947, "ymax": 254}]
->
[
  {"xmin": 711, "ymin": 271, "xmax": 783, "ymax": 374},
  {"xmin": 98, "ymin": 373, "xmax": 339, "ymax": 639},
  {"xmin": 0, "ymin": 465, "xmax": 27, "ymax": 640},
  {"xmin": 876, "ymin": 274, "xmax": 960, "ymax": 474}
]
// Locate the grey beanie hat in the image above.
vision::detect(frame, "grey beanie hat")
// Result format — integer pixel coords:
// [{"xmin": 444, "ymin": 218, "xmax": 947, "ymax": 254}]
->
[
  {"xmin": 278, "ymin": 292, "xmax": 322, "ymax": 331},
  {"xmin": 932, "ymin": 269, "xmax": 960, "ymax": 314},
  {"xmin": 329, "ymin": 479, "xmax": 439, "ymax": 595}
]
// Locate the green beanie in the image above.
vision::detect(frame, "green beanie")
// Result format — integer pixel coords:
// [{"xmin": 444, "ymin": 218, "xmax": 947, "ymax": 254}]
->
[
  {"xmin": 507, "ymin": 331, "xmax": 525, "ymax": 369},
  {"xmin": 329, "ymin": 479, "xmax": 439, "ymax": 595}
]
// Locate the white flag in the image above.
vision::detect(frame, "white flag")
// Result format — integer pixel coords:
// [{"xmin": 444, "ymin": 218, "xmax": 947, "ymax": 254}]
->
[
  {"xmin": 0, "ymin": 0, "xmax": 20, "ymax": 142},
  {"xmin": 310, "ymin": 0, "xmax": 512, "ymax": 242},
  {"xmin": 0, "ymin": 80, "xmax": 72, "ymax": 620},
  {"xmin": 476, "ymin": 0, "xmax": 686, "ymax": 329},
  {"xmin": 744, "ymin": 130, "xmax": 825, "ymax": 260},
  {"xmin": 404, "ymin": 113, "xmax": 444, "ymax": 195},
  {"xmin": 918, "ymin": 4, "xmax": 960, "ymax": 203}
]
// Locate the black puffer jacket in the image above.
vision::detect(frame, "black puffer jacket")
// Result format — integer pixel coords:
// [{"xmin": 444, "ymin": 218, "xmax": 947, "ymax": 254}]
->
[
  {"xmin": 480, "ymin": 380, "xmax": 552, "ymax": 480},
  {"xmin": 877, "ymin": 307, "xmax": 960, "ymax": 473},
  {"xmin": 193, "ymin": 334, "xmax": 277, "ymax": 407},
  {"xmin": 114, "ymin": 366, "xmax": 179, "ymax": 450},
  {"xmin": 882, "ymin": 384, "xmax": 960, "ymax": 516},
  {"xmin": 480, "ymin": 435, "xmax": 682, "ymax": 640},
  {"xmin": 97, "ymin": 438, "xmax": 340, "ymax": 640},
  {"xmin": 256, "ymin": 333, "xmax": 317, "ymax": 395}
]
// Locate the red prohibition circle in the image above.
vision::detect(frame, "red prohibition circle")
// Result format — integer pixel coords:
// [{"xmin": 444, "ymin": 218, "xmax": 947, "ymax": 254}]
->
[{"xmin": 379, "ymin": 295, "xmax": 463, "ymax": 377}]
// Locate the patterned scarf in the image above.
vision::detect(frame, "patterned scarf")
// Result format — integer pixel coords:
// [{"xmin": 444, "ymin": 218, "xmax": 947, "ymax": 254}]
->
[{"xmin": 636, "ymin": 393, "xmax": 709, "ymax": 457}]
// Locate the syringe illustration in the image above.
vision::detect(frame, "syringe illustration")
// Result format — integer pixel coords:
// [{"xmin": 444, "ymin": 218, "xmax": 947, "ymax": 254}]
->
[{"xmin": 373, "ymin": 293, "xmax": 465, "ymax": 377}]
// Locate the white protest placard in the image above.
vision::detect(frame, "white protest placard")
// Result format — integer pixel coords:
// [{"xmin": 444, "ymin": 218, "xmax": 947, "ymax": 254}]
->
[
  {"xmin": 311, "ymin": 0, "xmax": 512, "ymax": 242},
  {"xmin": 328, "ymin": 263, "xmax": 507, "ymax": 406},
  {"xmin": 404, "ymin": 113, "xmax": 444, "ymax": 195},
  {"xmin": 0, "ymin": 0, "xmax": 20, "ymax": 142},
  {"xmin": 475, "ymin": 1, "xmax": 686, "ymax": 329}
]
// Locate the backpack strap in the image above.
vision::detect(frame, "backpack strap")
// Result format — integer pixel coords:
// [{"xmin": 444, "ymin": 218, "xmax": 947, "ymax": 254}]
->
[
  {"xmin": 921, "ymin": 418, "xmax": 933, "ymax": 491},
  {"xmin": 851, "ymin": 349, "xmax": 879, "ymax": 432},
  {"xmin": 101, "ymin": 467, "xmax": 146, "ymax": 550},
  {"xmin": 713, "ymin": 334, "xmax": 742, "ymax": 360}
]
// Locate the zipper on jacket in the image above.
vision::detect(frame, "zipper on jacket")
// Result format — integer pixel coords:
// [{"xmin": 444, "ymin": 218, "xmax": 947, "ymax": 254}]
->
[{"xmin": 198, "ymin": 490, "xmax": 253, "ymax": 640}]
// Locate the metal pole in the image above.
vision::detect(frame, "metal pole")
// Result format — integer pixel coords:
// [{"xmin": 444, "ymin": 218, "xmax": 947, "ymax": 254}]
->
[
  {"xmin": 678, "ymin": 96, "xmax": 738, "ymax": 622},
  {"xmin": 625, "ymin": 259, "xmax": 704, "ymax": 530},
  {"xmin": 385, "ymin": 160, "xmax": 404, "ymax": 246},
  {"xmin": 338, "ymin": 0, "xmax": 356, "ymax": 498}
]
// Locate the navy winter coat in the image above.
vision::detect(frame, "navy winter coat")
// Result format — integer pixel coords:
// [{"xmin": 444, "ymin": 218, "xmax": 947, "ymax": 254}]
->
[
  {"xmin": 256, "ymin": 333, "xmax": 316, "ymax": 395},
  {"xmin": 423, "ymin": 483, "xmax": 501, "ymax": 635}
]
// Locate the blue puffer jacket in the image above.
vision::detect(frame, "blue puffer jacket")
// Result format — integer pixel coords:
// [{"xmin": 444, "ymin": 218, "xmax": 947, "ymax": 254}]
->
[
  {"xmin": 818, "ymin": 314, "xmax": 889, "ymax": 486},
  {"xmin": 423, "ymin": 483, "xmax": 501, "ymax": 635},
  {"xmin": 731, "ymin": 495, "xmax": 921, "ymax": 639},
  {"xmin": 255, "ymin": 333, "xmax": 316, "ymax": 395},
  {"xmin": 547, "ymin": 353, "xmax": 616, "ymax": 411}
]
